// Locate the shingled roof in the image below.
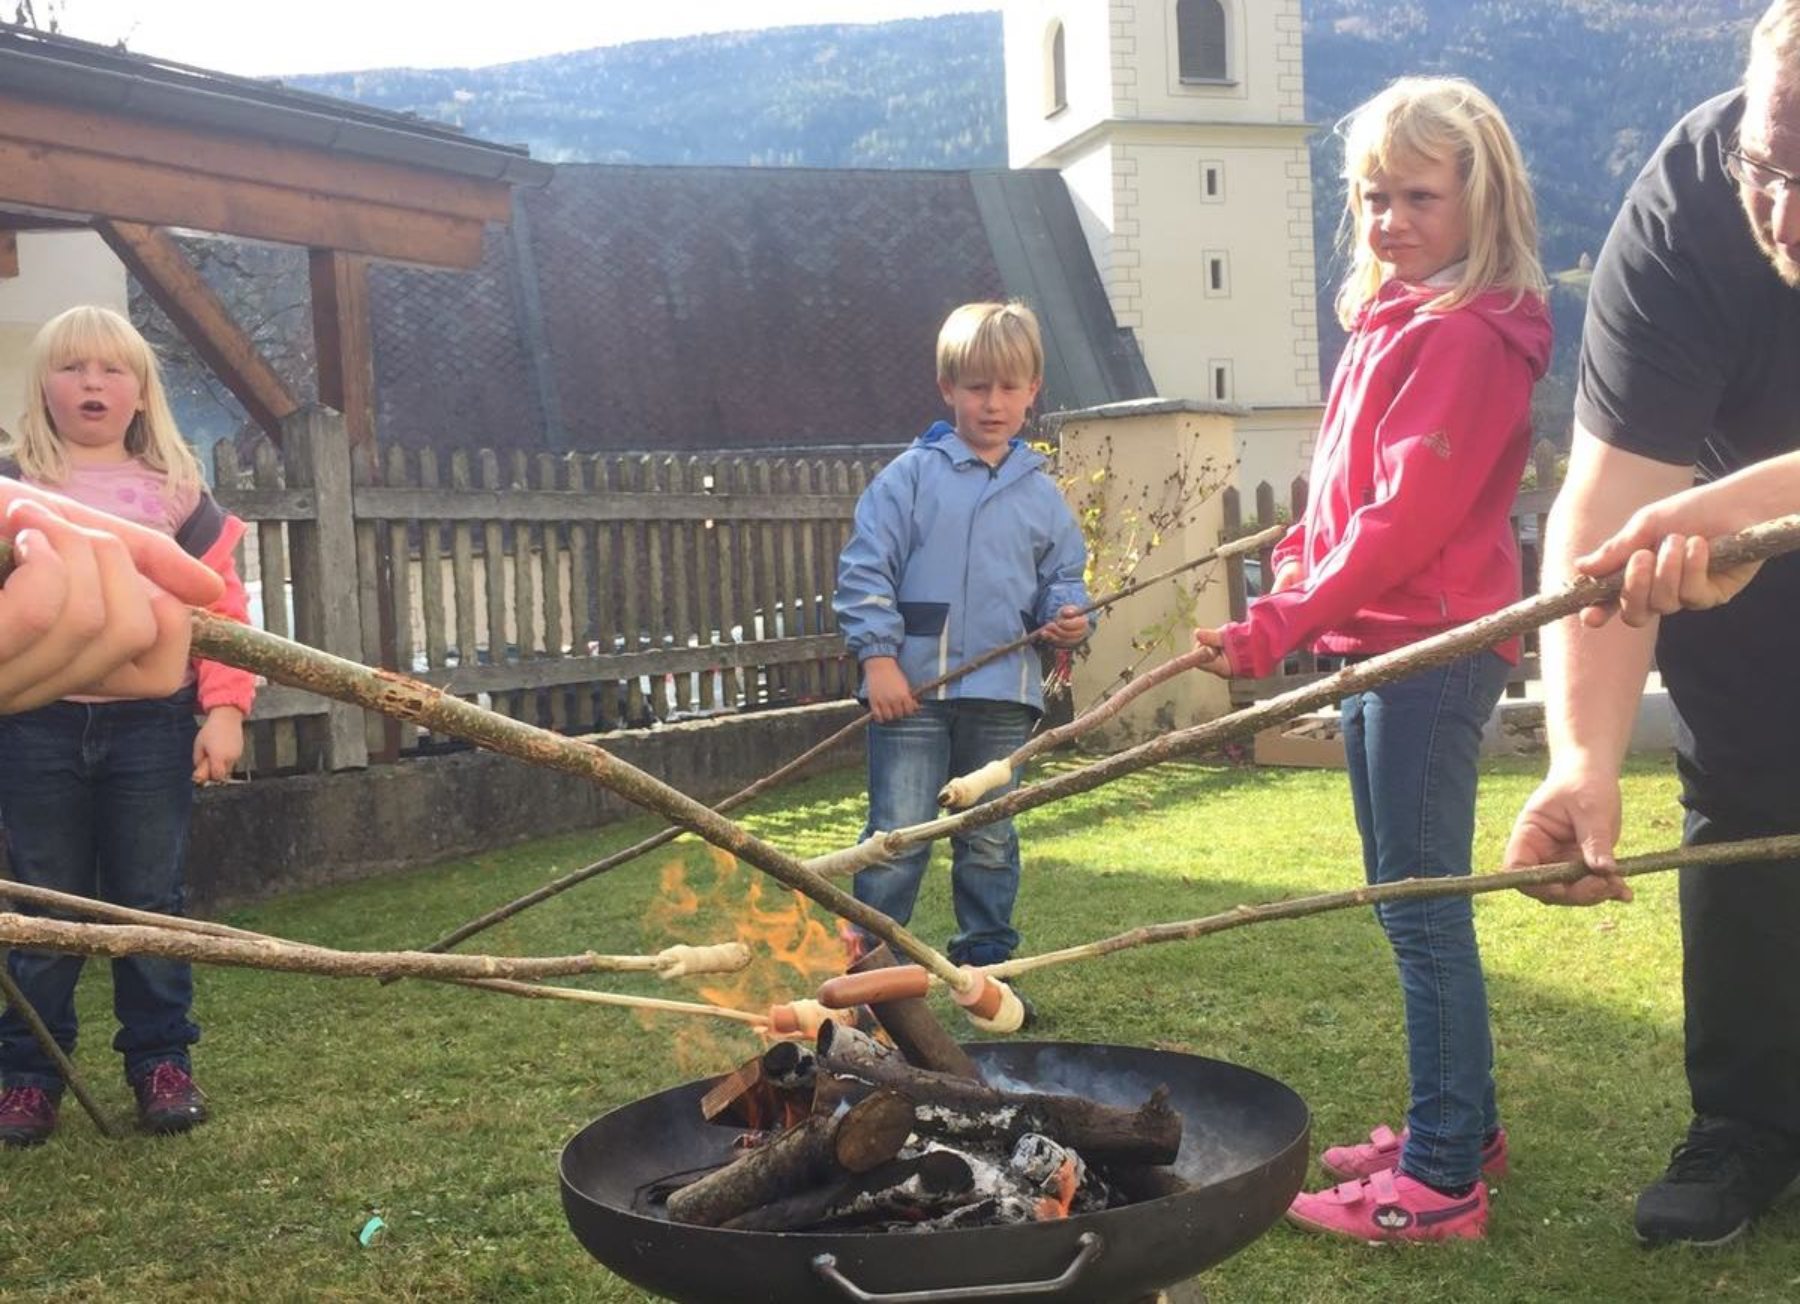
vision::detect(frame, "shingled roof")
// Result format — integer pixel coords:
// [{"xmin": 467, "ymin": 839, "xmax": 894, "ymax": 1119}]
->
[{"xmin": 366, "ymin": 164, "xmax": 1154, "ymax": 451}]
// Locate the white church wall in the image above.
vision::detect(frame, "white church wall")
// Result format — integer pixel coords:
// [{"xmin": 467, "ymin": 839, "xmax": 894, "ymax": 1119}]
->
[
  {"xmin": 1124, "ymin": 133, "xmax": 1316, "ymax": 409},
  {"xmin": 0, "ymin": 231, "xmax": 128, "ymax": 437},
  {"xmin": 1004, "ymin": 2, "xmax": 1117, "ymax": 168}
]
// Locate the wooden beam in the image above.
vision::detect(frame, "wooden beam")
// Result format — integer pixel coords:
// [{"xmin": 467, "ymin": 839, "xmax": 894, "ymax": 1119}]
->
[
  {"xmin": 0, "ymin": 211, "xmax": 89, "ymax": 233},
  {"xmin": 0, "ymin": 139, "xmax": 487, "ymax": 268},
  {"xmin": 0, "ymin": 231, "xmax": 16, "ymax": 280},
  {"xmin": 308, "ymin": 250, "xmax": 378, "ymax": 454},
  {"xmin": 94, "ymin": 220, "xmax": 301, "ymax": 438},
  {"xmin": 0, "ymin": 93, "xmax": 515, "ymax": 226}
]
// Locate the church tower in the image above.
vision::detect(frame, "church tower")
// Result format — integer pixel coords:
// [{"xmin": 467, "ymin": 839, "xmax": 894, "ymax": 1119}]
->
[{"xmin": 1003, "ymin": 0, "xmax": 1323, "ymax": 489}]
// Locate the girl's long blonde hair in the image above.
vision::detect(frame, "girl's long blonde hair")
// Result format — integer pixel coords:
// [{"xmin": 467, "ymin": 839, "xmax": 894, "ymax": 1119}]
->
[
  {"xmin": 1334, "ymin": 76, "xmax": 1547, "ymax": 327},
  {"xmin": 6, "ymin": 305, "xmax": 202, "ymax": 502}
]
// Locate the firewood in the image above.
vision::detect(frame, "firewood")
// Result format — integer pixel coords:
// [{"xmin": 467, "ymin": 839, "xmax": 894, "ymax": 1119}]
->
[
  {"xmin": 850, "ymin": 944, "xmax": 984, "ymax": 1079},
  {"xmin": 816, "ymin": 1023, "xmax": 1181, "ymax": 1165},
  {"xmin": 701, "ymin": 1043, "xmax": 817, "ymax": 1129},
  {"xmin": 663, "ymin": 1088, "xmax": 916, "ymax": 1227},
  {"xmin": 719, "ymin": 1151, "xmax": 976, "ymax": 1233}
]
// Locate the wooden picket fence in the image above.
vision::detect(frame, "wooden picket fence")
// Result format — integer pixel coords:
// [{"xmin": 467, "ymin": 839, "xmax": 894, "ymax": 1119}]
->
[
  {"xmin": 212, "ymin": 406, "xmax": 891, "ymax": 774},
  {"xmin": 1217, "ymin": 439, "xmax": 1563, "ymax": 707}
]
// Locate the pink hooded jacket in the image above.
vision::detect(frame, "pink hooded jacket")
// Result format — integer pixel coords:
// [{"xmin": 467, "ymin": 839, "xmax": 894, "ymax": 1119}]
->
[{"xmin": 1220, "ymin": 281, "xmax": 1551, "ymax": 680}]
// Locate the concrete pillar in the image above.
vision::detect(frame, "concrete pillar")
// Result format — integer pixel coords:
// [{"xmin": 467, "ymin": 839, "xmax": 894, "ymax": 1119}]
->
[{"xmin": 1053, "ymin": 398, "xmax": 1241, "ymax": 748}]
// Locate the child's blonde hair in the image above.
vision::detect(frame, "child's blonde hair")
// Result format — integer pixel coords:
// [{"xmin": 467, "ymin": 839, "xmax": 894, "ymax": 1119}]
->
[
  {"xmin": 7, "ymin": 305, "xmax": 202, "ymax": 501},
  {"xmin": 1334, "ymin": 76, "xmax": 1547, "ymax": 327},
  {"xmin": 936, "ymin": 302, "xmax": 1045, "ymax": 386}
]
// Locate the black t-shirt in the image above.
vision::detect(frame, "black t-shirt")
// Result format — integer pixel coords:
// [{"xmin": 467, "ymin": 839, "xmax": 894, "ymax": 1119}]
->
[{"xmin": 1577, "ymin": 89, "xmax": 1800, "ymax": 797}]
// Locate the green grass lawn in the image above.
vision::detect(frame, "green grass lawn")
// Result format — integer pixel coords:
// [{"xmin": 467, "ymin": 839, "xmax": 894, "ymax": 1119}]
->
[{"xmin": 4, "ymin": 753, "xmax": 1799, "ymax": 1302}]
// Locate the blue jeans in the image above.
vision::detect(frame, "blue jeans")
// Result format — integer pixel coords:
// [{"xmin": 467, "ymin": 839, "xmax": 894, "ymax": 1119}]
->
[
  {"xmin": 0, "ymin": 693, "xmax": 201, "ymax": 1090},
  {"xmin": 1340, "ymin": 651, "xmax": 1509, "ymax": 1188},
  {"xmin": 854, "ymin": 700, "xmax": 1034, "ymax": 967}
]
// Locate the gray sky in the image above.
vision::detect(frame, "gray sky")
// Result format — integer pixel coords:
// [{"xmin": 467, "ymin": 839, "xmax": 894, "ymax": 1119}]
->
[{"xmin": 46, "ymin": 1, "xmax": 996, "ymax": 76}]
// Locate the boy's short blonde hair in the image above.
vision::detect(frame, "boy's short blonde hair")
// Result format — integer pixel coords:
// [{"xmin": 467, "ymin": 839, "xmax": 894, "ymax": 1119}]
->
[{"xmin": 936, "ymin": 302, "xmax": 1044, "ymax": 386}]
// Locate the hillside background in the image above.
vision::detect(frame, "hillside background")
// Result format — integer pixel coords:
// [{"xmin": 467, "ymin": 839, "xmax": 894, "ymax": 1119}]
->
[{"xmin": 278, "ymin": 3, "xmax": 1767, "ymax": 442}]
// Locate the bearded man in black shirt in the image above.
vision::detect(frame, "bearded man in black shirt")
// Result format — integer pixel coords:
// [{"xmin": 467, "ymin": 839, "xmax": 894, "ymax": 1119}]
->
[{"xmin": 1504, "ymin": 0, "xmax": 1800, "ymax": 1249}]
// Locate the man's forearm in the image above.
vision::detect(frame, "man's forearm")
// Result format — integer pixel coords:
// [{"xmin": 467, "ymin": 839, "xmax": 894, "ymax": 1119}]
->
[{"xmin": 1540, "ymin": 431, "xmax": 1692, "ymax": 776}]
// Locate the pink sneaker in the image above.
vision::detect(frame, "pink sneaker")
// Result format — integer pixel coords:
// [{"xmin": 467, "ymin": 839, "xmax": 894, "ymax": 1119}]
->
[
  {"xmin": 1319, "ymin": 1124, "xmax": 1508, "ymax": 1182},
  {"xmin": 1287, "ymin": 1169, "xmax": 1488, "ymax": 1243}
]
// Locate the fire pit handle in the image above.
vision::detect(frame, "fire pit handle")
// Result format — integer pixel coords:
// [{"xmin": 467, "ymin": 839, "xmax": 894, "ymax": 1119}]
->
[{"xmin": 811, "ymin": 1231, "xmax": 1102, "ymax": 1302}]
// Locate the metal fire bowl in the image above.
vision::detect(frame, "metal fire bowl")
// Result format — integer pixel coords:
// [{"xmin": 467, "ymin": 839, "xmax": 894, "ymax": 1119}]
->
[{"xmin": 560, "ymin": 1041, "xmax": 1309, "ymax": 1304}]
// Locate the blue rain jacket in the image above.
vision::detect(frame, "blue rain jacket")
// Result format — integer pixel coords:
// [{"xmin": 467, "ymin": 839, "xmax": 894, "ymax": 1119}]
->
[{"xmin": 834, "ymin": 422, "xmax": 1090, "ymax": 711}]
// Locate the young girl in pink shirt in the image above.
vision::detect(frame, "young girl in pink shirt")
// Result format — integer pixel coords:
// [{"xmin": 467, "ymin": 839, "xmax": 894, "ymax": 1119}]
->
[
  {"xmin": 1194, "ymin": 78, "xmax": 1550, "ymax": 1242},
  {"xmin": 0, "ymin": 306, "xmax": 255, "ymax": 1145}
]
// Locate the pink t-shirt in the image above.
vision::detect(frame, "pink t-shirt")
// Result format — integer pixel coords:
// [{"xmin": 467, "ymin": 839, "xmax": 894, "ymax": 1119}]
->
[
  {"xmin": 57, "ymin": 459, "xmax": 199, "ymax": 539},
  {"xmin": 48, "ymin": 458, "xmax": 204, "ymax": 702}
]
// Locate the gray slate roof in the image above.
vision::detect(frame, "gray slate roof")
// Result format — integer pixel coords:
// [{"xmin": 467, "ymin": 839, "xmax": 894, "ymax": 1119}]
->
[{"xmin": 366, "ymin": 164, "xmax": 1154, "ymax": 451}]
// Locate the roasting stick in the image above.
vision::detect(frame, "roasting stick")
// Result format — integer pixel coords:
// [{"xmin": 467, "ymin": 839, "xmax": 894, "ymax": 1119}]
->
[
  {"xmin": 0, "ymin": 881, "xmax": 771, "ymax": 1025},
  {"xmin": 0, "ymin": 955, "xmax": 123, "ymax": 1138},
  {"xmin": 393, "ymin": 522, "xmax": 1288, "ymax": 965},
  {"xmin": 816, "ymin": 834, "xmax": 1800, "ymax": 1008},
  {"xmin": 939, "ymin": 644, "xmax": 1214, "ymax": 808},
  {"xmin": 0, "ymin": 539, "xmax": 968, "ymax": 995},
  {"xmin": 807, "ymin": 514, "xmax": 1800, "ymax": 881}
]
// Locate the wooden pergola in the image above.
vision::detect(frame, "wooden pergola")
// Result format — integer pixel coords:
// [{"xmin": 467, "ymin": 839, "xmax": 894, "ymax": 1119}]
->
[{"xmin": 0, "ymin": 22, "xmax": 553, "ymax": 453}]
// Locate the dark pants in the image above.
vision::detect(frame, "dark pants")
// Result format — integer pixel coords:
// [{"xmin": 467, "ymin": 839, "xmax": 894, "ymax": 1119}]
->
[
  {"xmin": 0, "ymin": 693, "xmax": 200, "ymax": 1090},
  {"xmin": 1678, "ymin": 782, "xmax": 1800, "ymax": 1140}
]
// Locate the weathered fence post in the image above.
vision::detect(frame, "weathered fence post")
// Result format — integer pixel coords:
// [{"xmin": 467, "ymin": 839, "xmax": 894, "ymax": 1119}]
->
[{"xmin": 282, "ymin": 405, "xmax": 369, "ymax": 770}]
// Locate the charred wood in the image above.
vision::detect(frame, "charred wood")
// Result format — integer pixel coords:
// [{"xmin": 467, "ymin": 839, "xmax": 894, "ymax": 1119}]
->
[
  {"xmin": 816, "ymin": 1022, "xmax": 1180, "ymax": 1166},
  {"xmin": 665, "ymin": 1089, "xmax": 916, "ymax": 1227},
  {"xmin": 849, "ymin": 943, "xmax": 983, "ymax": 1080}
]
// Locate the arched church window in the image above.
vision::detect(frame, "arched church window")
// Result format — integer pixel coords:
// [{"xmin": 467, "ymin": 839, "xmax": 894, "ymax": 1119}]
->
[
  {"xmin": 1046, "ymin": 21, "xmax": 1068, "ymax": 116},
  {"xmin": 1177, "ymin": 0, "xmax": 1228, "ymax": 82}
]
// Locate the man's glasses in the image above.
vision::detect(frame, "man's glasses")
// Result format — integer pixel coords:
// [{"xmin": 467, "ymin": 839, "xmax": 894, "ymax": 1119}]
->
[{"xmin": 1723, "ymin": 147, "xmax": 1800, "ymax": 199}]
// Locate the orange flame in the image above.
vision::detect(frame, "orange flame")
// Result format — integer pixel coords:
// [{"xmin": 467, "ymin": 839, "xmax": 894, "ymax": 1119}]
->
[
  {"xmin": 1033, "ymin": 1155, "xmax": 1080, "ymax": 1221},
  {"xmin": 643, "ymin": 847, "xmax": 852, "ymax": 1068}
]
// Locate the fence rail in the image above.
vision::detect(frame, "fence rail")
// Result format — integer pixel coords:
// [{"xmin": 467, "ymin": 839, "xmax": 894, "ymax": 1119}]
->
[
  {"xmin": 1218, "ymin": 439, "xmax": 1563, "ymax": 707},
  {"xmin": 212, "ymin": 407, "xmax": 889, "ymax": 774}
]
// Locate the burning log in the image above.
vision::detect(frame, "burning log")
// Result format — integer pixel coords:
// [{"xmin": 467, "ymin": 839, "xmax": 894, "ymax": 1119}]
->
[
  {"xmin": 816, "ymin": 1023, "xmax": 1181, "ymax": 1166},
  {"xmin": 700, "ymin": 1042, "xmax": 817, "ymax": 1131},
  {"xmin": 720, "ymin": 1151, "xmax": 976, "ymax": 1233},
  {"xmin": 849, "ymin": 943, "xmax": 983, "ymax": 1080},
  {"xmin": 664, "ymin": 1089, "xmax": 917, "ymax": 1227}
]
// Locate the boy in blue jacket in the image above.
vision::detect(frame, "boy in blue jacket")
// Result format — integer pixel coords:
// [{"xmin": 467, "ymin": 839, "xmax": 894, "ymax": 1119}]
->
[{"xmin": 835, "ymin": 302, "xmax": 1092, "ymax": 1001}]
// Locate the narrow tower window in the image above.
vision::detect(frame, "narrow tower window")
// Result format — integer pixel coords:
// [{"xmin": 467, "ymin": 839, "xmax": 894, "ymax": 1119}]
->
[
  {"xmin": 1177, "ymin": 0, "xmax": 1228, "ymax": 82},
  {"xmin": 1204, "ymin": 251, "xmax": 1230, "ymax": 297},
  {"xmin": 1046, "ymin": 21, "xmax": 1068, "ymax": 116}
]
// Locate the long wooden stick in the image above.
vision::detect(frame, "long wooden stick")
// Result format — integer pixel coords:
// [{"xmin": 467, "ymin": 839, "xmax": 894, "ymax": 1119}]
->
[
  {"xmin": 803, "ymin": 515, "xmax": 1800, "ymax": 879},
  {"xmin": 837, "ymin": 834, "xmax": 1800, "ymax": 996},
  {"xmin": 985, "ymin": 834, "xmax": 1800, "ymax": 979},
  {"xmin": 0, "ymin": 882, "xmax": 766, "ymax": 1024},
  {"xmin": 0, "ymin": 913, "xmax": 752, "ymax": 983},
  {"xmin": 0, "ymin": 880, "xmax": 749, "ymax": 980},
  {"xmin": 393, "ymin": 523, "xmax": 1290, "ymax": 964},
  {"xmin": 453, "ymin": 976, "xmax": 770, "ymax": 1027},
  {"xmin": 939, "ymin": 646, "xmax": 1212, "ymax": 808},
  {"xmin": 0, "ymin": 536, "xmax": 966, "ymax": 993},
  {"xmin": 0, "ymin": 952, "xmax": 123, "ymax": 1138}
]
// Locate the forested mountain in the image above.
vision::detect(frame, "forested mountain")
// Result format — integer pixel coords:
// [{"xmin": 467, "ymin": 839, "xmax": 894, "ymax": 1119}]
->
[{"xmin": 286, "ymin": 3, "xmax": 1769, "ymax": 436}]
